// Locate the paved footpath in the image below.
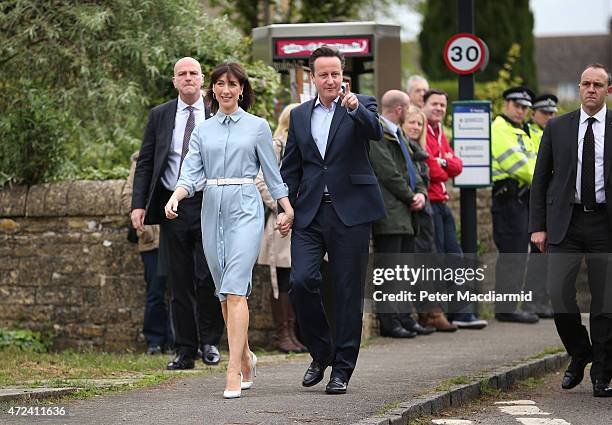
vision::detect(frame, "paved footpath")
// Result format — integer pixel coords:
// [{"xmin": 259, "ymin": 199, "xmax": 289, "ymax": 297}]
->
[{"xmin": 2, "ymin": 320, "xmax": 563, "ymax": 425}]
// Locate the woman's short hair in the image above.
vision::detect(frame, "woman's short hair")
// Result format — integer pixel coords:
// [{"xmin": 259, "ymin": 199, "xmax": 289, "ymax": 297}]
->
[{"xmin": 206, "ymin": 62, "xmax": 255, "ymax": 113}]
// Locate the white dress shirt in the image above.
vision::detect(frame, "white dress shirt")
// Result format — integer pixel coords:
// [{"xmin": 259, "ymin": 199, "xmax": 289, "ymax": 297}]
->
[
  {"xmin": 575, "ymin": 105, "xmax": 607, "ymax": 204},
  {"xmin": 311, "ymin": 96, "xmax": 338, "ymax": 159},
  {"xmin": 161, "ymin": 96, "xmax": 206, "ymax": 191}
]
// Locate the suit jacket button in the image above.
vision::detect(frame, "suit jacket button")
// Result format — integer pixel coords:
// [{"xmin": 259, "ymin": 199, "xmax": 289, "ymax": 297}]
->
[{"xmin": 323, "ymin": 166, "xmax": 328, "ymax": 170}]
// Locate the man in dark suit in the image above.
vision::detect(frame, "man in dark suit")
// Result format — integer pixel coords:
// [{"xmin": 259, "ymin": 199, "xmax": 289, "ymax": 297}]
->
[
  {"xmin": 530, "ymin": 63, "xmax": 612, "ymax": 397},
  {"xmin": 131, "ymin": 57, "xmax": 223, "ymax": 370},
  {"xmin": 280, "ymin": 46, "xmax": 386, "ymax": 395}
]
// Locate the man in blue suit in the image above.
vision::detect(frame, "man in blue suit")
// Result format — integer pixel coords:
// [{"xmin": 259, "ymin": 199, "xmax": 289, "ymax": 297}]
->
[{"xmin": 280, "ymin": 45, "xmax": 386, "ymax": 394}]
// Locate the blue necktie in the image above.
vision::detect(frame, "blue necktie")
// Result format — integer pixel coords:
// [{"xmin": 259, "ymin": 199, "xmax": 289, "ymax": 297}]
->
[{"xmin": 396, "ymin": 129, "xmax": 416, "ymax": 191}]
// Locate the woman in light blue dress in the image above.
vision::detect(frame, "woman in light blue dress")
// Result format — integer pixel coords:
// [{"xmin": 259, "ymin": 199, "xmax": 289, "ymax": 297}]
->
[{"xmin": 164, "ymin": 62, "xmax": 294, "ymax": 398}]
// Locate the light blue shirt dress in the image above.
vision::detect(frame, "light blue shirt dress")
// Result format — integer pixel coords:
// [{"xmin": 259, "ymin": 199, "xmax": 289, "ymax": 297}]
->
[{"xmin": 176, "ymin": 107, "xmax": 288, "ymax": 301}]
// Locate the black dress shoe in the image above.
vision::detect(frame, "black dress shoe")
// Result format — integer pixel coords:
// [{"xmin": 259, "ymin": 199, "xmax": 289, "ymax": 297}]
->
[
  {"xmin": 386, "ymin": 326, "xmax": 417, "ymax": 338},
  {"xmin": 495, "ymin": 310, "xmax": 539, "ymax": 324},
  {"xmin": 325, "ymin": 376, "xmax": 348, "ymax": 394},
  {"xmin": 166, "ymin": 354, "xmax": 195, "ymax": 370},
  {"xmin": 408, "ymin": 322, "xmax": 436, "ymax": 335},
  {"xmin": 593, "ymin": 379, "xmax": 612, "ymax": 397},
  {"xmin": 202, "ymin": 344, "xmax": 221, "ymax": 365},
  {"xmin": 302, "ymin": 358, "xmax": 331, "ymax": 387},
  {"xmin": 561, "ymin": 355, "xmax": 592, "ymax": 389}
]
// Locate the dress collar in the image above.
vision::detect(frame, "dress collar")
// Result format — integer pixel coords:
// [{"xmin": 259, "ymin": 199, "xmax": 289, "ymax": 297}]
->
[{"xmin": 216, "ymin": 106, "xmax": 244, "ymax": 124}]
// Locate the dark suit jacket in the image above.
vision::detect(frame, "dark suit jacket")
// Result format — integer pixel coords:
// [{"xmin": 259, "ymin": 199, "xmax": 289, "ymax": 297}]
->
[
  {"xmin": 281, "ymin": 94, "xmax": 386, "ymax": 229},
  {"xmin": 132, "ymin": 99, "xmax": 178, "ymax": 224},
  {"xmin": 529, "ymin": 108, "xmax": 612, "ymax": 244},
  {"xmin": 132, "ymin": 98, "xmax": 210, "ymax": 224}
]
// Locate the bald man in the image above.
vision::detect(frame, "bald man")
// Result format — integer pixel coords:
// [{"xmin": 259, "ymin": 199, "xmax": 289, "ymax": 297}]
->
[
  {"xmin": 369, "ymin": 90, "xmax": 432, "ymax": 338},
  {"xmin": 132, "ymin": 57, "xmax": 224, "ymax": 370}
]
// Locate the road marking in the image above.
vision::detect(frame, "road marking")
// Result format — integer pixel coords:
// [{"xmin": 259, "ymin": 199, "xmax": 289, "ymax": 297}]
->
[
  {"xmin": 495, "ymin": 400, "xmax": 537, "ymax": 405},
  {"xmin": 431, "ymin": 420, "xmax": 474, "ymax": 424},
  {"xmin": 498, "ymin": 405, "xmax": 550, "ymax": 415},
  {"xmin": 515, "ymin": 419, "xmax": 571, "ymax": 425},
  {"xmin": 493, "ymin": 399, "xmax": 572, "ymax": 424}
]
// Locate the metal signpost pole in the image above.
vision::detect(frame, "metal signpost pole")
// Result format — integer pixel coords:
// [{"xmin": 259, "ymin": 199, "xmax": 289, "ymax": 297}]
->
[{"xmin": 458, "ymin": 0, "xmax": 478, "ymax": 254}]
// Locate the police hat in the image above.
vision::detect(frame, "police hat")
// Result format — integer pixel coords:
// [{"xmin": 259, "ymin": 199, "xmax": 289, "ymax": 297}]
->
[
  {"xmin": 503, "ymin": 86, "xmax": 535, "ymax": 107},
  {"xmin": 532, "ymin": 94, "xmax": 558, "ymax": 112}
]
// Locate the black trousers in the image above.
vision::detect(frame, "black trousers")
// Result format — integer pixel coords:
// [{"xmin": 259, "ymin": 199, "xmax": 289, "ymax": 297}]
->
[
  {"xmin": 548, "ymin": 206, "xmax": 612, "ymax": 381},
  {"xmin": 373, "ymin": 234, "xmax": 417, "ymax": 334},
  {"xmin": 290, "ymin": 202, "xmax": 370, "ymax": 383},
  {"xmin": 492, "ymin": 190, "xmax": 530, "ymax": 313},
  {"xmin": 524, "ymin": 242, "xmax": 550, "ymax": 306},
  {"xmin": 159, "ymin": 189, "xmax": 224, "ymax": 358}
]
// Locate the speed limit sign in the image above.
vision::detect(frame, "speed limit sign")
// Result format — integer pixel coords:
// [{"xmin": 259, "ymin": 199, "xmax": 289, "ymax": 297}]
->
[{"xmin": 443, "ymin": 33, "xmax": 487, "ymax": 75}]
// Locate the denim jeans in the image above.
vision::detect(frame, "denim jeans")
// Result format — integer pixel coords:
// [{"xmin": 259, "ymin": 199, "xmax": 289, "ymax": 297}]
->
[
  {"xmin": 431, "ymin": 202, "xmax": 462, "ymax": 255},
  {"xmin": 141, "ymin": 250, "xmax": 172, "ymax": 348}
]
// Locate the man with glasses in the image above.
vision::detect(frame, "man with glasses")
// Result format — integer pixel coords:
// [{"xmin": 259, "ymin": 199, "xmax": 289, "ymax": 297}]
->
[{"xmin": 491, "ymin": 86, "xmax": 540, "ymax": 324}]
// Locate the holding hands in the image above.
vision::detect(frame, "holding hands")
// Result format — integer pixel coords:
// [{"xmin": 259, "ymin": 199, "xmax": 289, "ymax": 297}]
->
[
  {"xmin": 275, "ymin": 210, "xmax": 294, "ymax": 238},
  {"xmin": 275, "ymin": 197, "xmax": 294, "ymax": 237}
]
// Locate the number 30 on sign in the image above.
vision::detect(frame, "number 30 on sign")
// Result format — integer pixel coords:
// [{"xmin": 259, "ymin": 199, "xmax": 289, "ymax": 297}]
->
[{"xmin": 443, "ymin": 33, "xmax": 488, "ymax": 75}]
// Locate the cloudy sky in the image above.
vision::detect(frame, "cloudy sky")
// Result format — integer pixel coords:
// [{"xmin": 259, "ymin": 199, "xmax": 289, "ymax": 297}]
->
[{"xmin": 383, "ymin": 0, "xmax": 612, "ymax": 40}]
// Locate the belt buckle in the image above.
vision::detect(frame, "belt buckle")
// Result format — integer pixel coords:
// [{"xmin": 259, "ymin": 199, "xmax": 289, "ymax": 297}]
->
[
  {"xmin": 217, "ymin": 178, "xmax": 228, "ymax": 186},
  {"xmin": 583, "ymin": 204, "xmax": 595, "ymax": 213}
]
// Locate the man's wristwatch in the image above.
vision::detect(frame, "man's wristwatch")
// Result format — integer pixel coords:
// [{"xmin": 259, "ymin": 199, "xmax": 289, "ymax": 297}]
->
[{"xmin": 440, "ymin": 158, "xmax": 447, "ymax": 168}]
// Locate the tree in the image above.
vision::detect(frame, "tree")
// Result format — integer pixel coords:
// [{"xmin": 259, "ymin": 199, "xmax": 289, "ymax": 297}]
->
[
  {"xmin": 208, "ymin": 0, "xmax": 372, "ymax": 35},
  {"xmin": 418, "ymin": 0, "xmax": 537, "ymax": 91},
  {"xmin": 0, "ymin": 0, "xmax": 280, "ymax": 185}
]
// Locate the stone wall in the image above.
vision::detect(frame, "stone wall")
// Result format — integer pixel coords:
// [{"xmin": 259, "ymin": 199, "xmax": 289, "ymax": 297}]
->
[
  {"xmin": 447, "ymin": 183, "xmax": 494, "ymax": 253},
  {"xmin": 0, "ymin": 180, "xmax": 493, "ymax": 352},
  {"xmin": 0, "ymin": 180, "xmax": 381, "ymax": 352}
]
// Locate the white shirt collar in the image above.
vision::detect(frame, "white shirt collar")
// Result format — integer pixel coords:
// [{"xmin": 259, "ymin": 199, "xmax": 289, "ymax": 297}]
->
[
  {"xmin": 380, "ymin": 115, "xmax": 399, "ymax": 136},
  {"xmin": 177, "ymin": 95, "xmax": 204, "ymax": 112},
  {"xmin": 580, "ymin": 105, "xmax": 607, "ymax": 124},
  {"xmin": 314, "ymin": 96, "xmax": 339, "ymax": 109}
]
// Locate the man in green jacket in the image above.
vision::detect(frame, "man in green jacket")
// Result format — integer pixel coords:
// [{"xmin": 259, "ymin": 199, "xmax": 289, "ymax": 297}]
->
[{"xmin": 369, "ymin": 90, "xmax": 434, "ymax": 338}]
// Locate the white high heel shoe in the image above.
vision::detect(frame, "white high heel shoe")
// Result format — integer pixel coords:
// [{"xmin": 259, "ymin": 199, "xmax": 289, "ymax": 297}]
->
[
  {"xmin": 223, "ymin": 372, "xmax": 243, "ymax": 399},
  {"xmin": 222, "ymin": 388, "xmax": 241, "ymax": 399},
  {"xmin": 241, "ymin": 352, "xmax": 257, "ymax": 390}
]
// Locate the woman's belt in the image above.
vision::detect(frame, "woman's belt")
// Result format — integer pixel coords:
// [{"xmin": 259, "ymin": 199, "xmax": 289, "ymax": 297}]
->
[{"xmin": 206, "ymin": 178, "xmax": 255, "ymax": 186}]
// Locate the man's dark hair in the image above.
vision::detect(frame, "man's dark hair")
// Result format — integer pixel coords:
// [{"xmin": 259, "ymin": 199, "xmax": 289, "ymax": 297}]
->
[
  {"xmin": 308, "ymin": 45, "xmax": 345, "ymax": 73},
  {"xmin": 582, "ymin": 63, "xmax": 612, "ymax": 86},
  {"xmin": 423, "ymin": 89, "xmax": 448, "ymax": 104},
  {"xmin": 206, "ymin": 62, "xmax": 255, "ymax": 113}
]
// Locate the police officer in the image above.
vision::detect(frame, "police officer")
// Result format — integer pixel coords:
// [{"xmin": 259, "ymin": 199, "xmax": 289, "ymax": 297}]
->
[
  {"xmin": 491, "ymin": 86, "xmax": 540, "ymax": 324},
  {"xmin": 528, "ymin": 94, "xmax": 558, "ymax": 152},
  {"xmin": 523, "ymin": 94, "xmax": 559, "ymax": 319}
]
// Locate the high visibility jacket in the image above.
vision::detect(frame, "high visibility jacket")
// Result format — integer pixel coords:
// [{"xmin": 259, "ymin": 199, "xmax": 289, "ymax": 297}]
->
[
  {"xmin": 528, "ymin": 121, "xmax": 544, "ymax": 153},
  {"xmin": 491, "ymin": 115, "xmax": 536, "ymax": 187}
]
